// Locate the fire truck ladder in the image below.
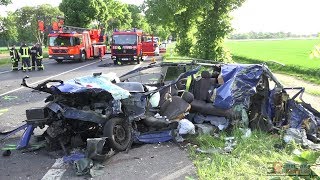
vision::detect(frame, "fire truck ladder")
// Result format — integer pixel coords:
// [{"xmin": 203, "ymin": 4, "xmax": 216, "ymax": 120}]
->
[{"xmin": 61, "ymin": 25, "xmax": 90, "ymax": 33}]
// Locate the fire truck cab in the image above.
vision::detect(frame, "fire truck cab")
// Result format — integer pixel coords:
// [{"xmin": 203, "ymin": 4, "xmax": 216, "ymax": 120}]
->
[
  {"xmin": 111, "ymin": 29, "xmax": 143, "ymax": 65},
  {"xmin": 40, "ymin": 18, "xmax": 107, "ymax": 63}
]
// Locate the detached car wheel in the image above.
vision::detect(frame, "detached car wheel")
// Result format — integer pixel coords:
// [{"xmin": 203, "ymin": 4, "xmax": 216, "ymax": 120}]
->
[{"xmin": 103, "ymin": 117, "xmax": 131, "ymax": 151}]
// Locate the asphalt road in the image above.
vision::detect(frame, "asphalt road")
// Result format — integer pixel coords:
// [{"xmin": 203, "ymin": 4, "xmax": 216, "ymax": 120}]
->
[{"xmin": 0, "ymin": 55, "xmax": 196, "ymax": 180}]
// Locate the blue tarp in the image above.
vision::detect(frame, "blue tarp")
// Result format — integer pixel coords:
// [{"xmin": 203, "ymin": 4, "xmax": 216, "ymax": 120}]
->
[{"xmin": 214, "ymin": 64, "xmax": 264, "ymax": 109}]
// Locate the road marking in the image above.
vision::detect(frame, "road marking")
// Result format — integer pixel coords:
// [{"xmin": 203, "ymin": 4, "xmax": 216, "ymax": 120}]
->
[
  {"xmin": 133, "ymin": 63, "xmax": 142, "ymax": 70},
  {"xmin": 41, "ymin": 158, "xmax": 67, "ymax": 180},
  {"xmin": 0, "ymin": 61, "xmax": 99, "ymax": 97},
  {"xmin": 0, "ymin": 70, "xmax": 11, "ymax": 74}
]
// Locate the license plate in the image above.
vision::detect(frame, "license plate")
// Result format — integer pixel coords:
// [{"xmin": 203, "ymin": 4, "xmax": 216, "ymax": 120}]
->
[
  {"xmin": 121, "ymin": 58, "xmax": 129, "ymax": 61},
  {"xmin": 57, "ymin": 57, "xmax": 64, "ymax": 59}
]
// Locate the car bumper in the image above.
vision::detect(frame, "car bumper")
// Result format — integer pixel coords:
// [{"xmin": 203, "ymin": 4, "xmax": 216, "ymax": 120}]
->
[
  {"xmin": 49, "ymin": 54, "xmax": 81, "ymax": 60},
  {"xmin": 112, "ymin": 55, "xmax": 139, "ymax": 61}
]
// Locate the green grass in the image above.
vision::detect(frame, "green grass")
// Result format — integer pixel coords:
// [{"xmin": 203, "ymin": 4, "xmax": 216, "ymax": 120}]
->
[
  {"xmin": 189, "ymin": 130, "xmax": 310, "ymax": 179},
  {"xmin": 225, "ymin": 39, "xmax": 320, "ymax": 84}
]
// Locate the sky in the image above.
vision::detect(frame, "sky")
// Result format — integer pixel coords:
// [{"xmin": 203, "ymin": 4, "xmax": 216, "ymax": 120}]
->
[{"xmin": 0, "ymin": 0, "xmax": 319, "ymax": 34}]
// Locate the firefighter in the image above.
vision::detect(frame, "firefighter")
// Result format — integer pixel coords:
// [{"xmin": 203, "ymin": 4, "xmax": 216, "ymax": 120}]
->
[
  {"xmin": 35, "ymin": 43, "xmax": 44, "ymax": 70},
  {"xmin": 30, "ymin": 43, "xmax": 37, "ymax": 70},
  {"xmin": 19, "ymin": 42, "xmax": 31, "ymax": 72},
  {"xmin": 9, "ymin": 45, "xmax": 20, "ymax": 71}
]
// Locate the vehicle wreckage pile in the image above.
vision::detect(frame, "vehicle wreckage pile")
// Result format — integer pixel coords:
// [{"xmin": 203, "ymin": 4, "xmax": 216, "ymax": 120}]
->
[{"xmin": 2, "ymin": 61, "xmax": 320, "ymax": 176}]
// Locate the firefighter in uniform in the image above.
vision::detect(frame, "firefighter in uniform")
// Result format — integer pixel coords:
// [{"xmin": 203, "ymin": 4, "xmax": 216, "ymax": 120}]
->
[
  {"xmin": 9, "ymin": 45, "xmax": 20, "ymax": 71},
  {"xmin": 30, "ymin": 43, "xmax": 37, "ymax": 70},
  {"xmin": 36, "ymin": 43, "xmax": 44, "ymax": 70},
  {"xmin": 19, "ymin": 43, "xmax": 31, "ymax": 72}
]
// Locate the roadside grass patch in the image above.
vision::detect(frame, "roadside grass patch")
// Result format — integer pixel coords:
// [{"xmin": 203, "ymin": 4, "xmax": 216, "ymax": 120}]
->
[
  {"xmin": 189, "ymin": 130, "xmax": 297, "ymax": 179},
  {"xmin": 225, "ymin": 39, "xmax": 320, "ymax": 84}
]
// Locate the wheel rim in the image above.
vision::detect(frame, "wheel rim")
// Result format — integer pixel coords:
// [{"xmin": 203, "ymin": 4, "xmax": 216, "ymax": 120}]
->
[
  {"xmin": 81, "ymin": 53, "xmax": 85, "ymax": 60},
  {"xmin": 113, "ymin": 124, "xmax": 126, "ymax": 143}
]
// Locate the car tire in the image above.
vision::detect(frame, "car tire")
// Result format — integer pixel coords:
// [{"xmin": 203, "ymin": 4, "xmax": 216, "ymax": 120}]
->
[
  {"xmin": 80, "ymin": 51, "xmax": 86, "ymax": 62},
  {"xmin": 137, "ymin": 57, "xmax": 140, "ymax": 64},
  {"xmin": 55, "ymin": 59, "xmax": 63, "ymax": 63},
  {"xmin": 103, "ymin": 117, "xmax": 131, "ymax": 151}
]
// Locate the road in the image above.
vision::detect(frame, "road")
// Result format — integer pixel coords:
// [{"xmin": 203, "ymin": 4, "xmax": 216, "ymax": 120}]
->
[{"xmin": 0, "ymin": 55, "xmax": 196, "ymax": 180}]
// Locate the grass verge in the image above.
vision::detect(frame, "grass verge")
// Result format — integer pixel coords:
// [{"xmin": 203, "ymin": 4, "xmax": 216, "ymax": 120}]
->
[{"xmin": 188, "ymin": 130, "xmax": 303, "ymax": 179}]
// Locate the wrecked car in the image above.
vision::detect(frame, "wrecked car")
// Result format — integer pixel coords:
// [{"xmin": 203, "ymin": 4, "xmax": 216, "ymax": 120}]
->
[
  {"xmin": 2, "ymin": 61, "xmax": 320, "ymax": 154},
  {"xmin": 2, "ymin": 64, "xmax": 199, "ymax": 153}
]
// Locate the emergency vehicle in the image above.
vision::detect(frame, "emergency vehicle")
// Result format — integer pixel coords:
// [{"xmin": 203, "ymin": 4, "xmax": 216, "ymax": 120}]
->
[
  {"xmin": 38, "ymin": 18, "xmax": 107, "ymax": 63},
  {"xmin": 111, "ymin": 29, "xmax": 156, "ymax": 65}
]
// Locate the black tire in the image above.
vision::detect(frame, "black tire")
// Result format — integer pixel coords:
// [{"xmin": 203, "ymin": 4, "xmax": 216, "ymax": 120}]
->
[
  {"xmin": 114, "ymin": 58, "xmax": 118, "ymax": 65},
  {"xmin": 103, "ymin": 117, "xmax": 131, "ymax": 151},
  {"xmin": 55, "ymin": 59, "xmax": 63, "ymax": 63},
  {"xmin": 80, "ymin": 51, "xmax": 86, "ymax": 62}
]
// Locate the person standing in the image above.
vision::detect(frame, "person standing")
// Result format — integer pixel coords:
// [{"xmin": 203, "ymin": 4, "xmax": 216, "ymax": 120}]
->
[
  {"xmin": 30, "ymin": 43, "xmax": 37, "ymax": 70},
  {"xmin": 9, "ymin": 45, "xmax": 20, "ymax": 71},
  {"xmin": 36, "ymin": 43, "xmax": 44, "ymax": 70},
  {"xmin": 19, "ymin": 42, "xmax": 31, "ymax": 72}
]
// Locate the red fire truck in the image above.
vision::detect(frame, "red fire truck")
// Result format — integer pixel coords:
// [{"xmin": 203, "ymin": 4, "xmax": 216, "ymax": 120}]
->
[
  {"xmin": 39, "ymin": 18, "xmax": 107, "ymax": 63},
  {"xmin": 111, "ymin": 29, "xmax": 155, "ymax": 65}
]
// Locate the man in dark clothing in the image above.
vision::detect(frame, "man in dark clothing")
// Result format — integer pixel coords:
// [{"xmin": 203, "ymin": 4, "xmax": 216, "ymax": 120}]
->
[
  {"xmin": 30, "ymin": 43, "xmax": 37, "ymax": 70},
  {"xmin": 36, "ymin": 43, "xmax": 44, "ymax": 70},
  {"xmin": 9, "ymin": 45, "xmax": 20, "ymax": 71},
  {"xmin": 19, "ymin": 43, "xmax": 31, "ymax": 72}
]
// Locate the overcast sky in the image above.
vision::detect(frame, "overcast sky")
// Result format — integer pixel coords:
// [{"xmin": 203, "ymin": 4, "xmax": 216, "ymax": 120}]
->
[{"xmin": 0, "ymin": 0, "xmax": 319, "ymax": 34}]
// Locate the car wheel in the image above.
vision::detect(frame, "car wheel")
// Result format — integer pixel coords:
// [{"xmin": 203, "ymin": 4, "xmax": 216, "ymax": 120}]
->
[
  {"xmin": 80, "ymin": 51, "xmax": 86, "ymax": 62},
  {"xmin": 55, "ymin": 59, "xmax": 63, "ymax": 63},
  {"xmin": 103, "ymin": 117, "xmax": 131, "ymax": 151}
]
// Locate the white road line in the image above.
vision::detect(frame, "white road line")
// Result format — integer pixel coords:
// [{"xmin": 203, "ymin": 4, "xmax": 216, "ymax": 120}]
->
[
  {"xmin": 0, "ymin": 70, "xmax": 11, "ymax": 74},
  {"xmin": 133, "ymin": 63, "xmax": 142, "ymax": 70},
  {"xmin": 41, "ymin": 158, "xmax": 67, "ymax": 180},
  {"xmin": 0, "ymin": 61, "xmax": 99, "ymax": 97}
]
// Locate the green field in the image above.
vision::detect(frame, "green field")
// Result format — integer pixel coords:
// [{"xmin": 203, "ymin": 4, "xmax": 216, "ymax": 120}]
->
[{"xmin": 225, "ymin": 39, "xmax": 320, "ymax": 83}]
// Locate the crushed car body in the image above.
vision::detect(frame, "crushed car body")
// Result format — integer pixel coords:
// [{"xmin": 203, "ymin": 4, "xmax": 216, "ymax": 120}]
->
[{"xmin": 2, "ymin": 61, "xmax": 320, "ymax": 155}]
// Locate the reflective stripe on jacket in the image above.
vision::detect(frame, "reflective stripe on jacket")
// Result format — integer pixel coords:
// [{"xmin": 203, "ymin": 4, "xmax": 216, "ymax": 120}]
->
[{"xmin": 21, "ymin": 47, "xmax": 30, "ymax": 58}]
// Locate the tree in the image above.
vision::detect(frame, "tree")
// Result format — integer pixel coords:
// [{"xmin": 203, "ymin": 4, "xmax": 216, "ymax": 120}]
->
[
  {"xmin": 127, "ymin": 4, "xmax": 151, "ymax": 33},
  {"xmin": 0, "ymin": 0, "xmax": 11, "ymax": 6},
  {"xmin": 59, "ymin": 0, "xmax": 104, "ymax": 27},
  {"xmin": 144, "ymin": 0, "xmax": 245, "ymax": 61},
  {"xmin": 104, "ymin": 0, "xmax": 132, "ymax": 32},
  {"xmin": 14, "ymin": 4, "xmax": 62, "ymax": 44},
  {"xmin": 0, "ymin": 12, "xmax": 18, "ymax": 46}
]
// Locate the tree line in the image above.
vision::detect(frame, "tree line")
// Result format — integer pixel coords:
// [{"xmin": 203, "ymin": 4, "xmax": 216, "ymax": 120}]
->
[
  {"xmin": 0, "ymin": 0, "xmax": 245, "ymax": 62},
  {"xmin": 229, "ymin": 32, "xmax": 318, "ymax": 40},
  {"xmin": 0, "ymin": 0, "xmax": 154, "ymax": 47}
]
